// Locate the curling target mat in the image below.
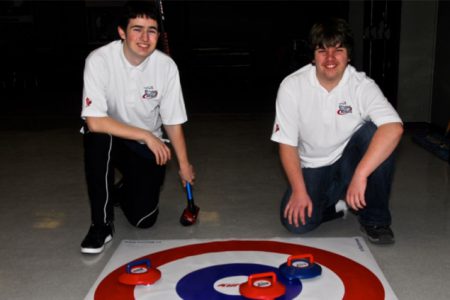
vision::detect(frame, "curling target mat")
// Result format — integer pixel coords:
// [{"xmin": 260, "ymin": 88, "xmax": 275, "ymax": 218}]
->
[{"xmin": 84, "ymin": 237, "xmax": 398, "ymax": 300}]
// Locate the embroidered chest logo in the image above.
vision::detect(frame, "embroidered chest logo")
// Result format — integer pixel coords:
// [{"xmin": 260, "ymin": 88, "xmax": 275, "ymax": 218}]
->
[
  {"xmin": 142, "ymin": 86, "xmax": 158, "ymax": 100},
  {"xmin": 337, "ymin": 101, "xmax": 352, "ymax": 115}
]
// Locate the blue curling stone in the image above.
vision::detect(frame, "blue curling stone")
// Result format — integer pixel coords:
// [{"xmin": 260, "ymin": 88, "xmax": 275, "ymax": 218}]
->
[{"xmin": 279, "ymin": 258, "xmax": 322, "ymax": 280}]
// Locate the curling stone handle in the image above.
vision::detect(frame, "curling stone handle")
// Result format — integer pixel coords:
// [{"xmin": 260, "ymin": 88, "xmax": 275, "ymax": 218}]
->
[
  {"xmin": 126, "ymin": 258, "xmax": 151, "ymax": 273},
  {"xmin": 247, "ymin": 272, "xmax": 277, "ymax": 286},
  {"xmin": 287, "ymin": 254, "xmax": 314, "ymax": 266}
]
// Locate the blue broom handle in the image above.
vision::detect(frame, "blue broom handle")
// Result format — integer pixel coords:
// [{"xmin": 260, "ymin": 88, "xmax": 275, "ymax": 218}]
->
[{"xmin": 186, "ymin": 182, "xmax": 193, "ymax": 201}]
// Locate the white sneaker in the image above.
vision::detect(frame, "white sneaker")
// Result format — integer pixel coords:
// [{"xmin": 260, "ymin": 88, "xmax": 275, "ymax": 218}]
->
[{"xmin": 335, "ymin": 200, "xmax": 349, "ymax": 219}]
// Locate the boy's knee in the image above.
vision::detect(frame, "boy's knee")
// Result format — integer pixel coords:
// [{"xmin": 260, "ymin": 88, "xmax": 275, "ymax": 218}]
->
[
  {"xmin": 128, "ymin": 209, "xmax": 159, "ymax": 229},
  {"xmin": 135, "ymin": 217, "xmax": 157, "ymax": 229},
  {"xmin": 281, "ymin": 217, "xmax": 319, "ymax": 234}
]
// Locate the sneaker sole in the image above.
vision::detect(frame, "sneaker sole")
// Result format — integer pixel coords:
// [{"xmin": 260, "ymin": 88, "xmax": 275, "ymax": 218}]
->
[{"xmin": 81, "ymin": 234, "xmax": 113, "ymax": 254}]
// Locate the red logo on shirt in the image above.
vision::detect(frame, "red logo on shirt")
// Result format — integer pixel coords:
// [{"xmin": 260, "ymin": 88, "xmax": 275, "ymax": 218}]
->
[
  {"xmin": 85, "ymin": 97, "xmax": 92, "ymax": 107},
  {"xmin": 275, "ymin": 124, "xmax": 280, "ymax": 132}
]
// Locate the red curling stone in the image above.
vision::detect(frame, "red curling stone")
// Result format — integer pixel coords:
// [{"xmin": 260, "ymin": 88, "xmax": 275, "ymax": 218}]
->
[
  {"xmin": 239, "ymin": 271, "xmax": 286, "ymax": 300},
  {"xmin": 118, "ymin": 258, "xmax": 161, "ymax": 286}
]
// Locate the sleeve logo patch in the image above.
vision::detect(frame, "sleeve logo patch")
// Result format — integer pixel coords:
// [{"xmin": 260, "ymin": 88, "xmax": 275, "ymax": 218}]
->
[{"xmin": 274, "ymin": 124, "xmax": 280, "ymax": 132}]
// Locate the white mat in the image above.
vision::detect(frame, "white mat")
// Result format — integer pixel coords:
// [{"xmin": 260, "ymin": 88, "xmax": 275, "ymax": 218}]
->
[{"xmin": 85, "ymin": 237, "xmax": 397, "ymax": 300}]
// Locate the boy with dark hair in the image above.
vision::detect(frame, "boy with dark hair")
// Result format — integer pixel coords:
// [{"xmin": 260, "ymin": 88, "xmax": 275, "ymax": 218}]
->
[
  {"xmin": 271, "ymin": 18, "xmax": 403, "ymax": 244},
  {"xmin": 80, "ymin": 0, "xmax": 195, "ymax": 254},
  {"xmin": 309, "ymin": 17, "xmax": 354, "ymax": 59}
]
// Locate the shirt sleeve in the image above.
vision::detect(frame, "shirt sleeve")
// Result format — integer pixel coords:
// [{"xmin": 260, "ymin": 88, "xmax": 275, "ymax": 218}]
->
[
  {"xmin": 358, "ymin": 80, "xmax": 402, "ymax": 126},
  {"xmin": 81, "ymin": 52, "xmax": 109, "ymax": 118},
  {"xmin": 270, "ymin": 79, "xmax": 299, "ymax": 147},
  {"xmin": 159, "ymin": 61, "xmax": 187, "ymax": 125}
]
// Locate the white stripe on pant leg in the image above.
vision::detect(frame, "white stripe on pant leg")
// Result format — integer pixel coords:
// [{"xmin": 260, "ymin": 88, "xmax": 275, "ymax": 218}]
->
[
  {"xmin": 136, "ymin": 206, "xmax": 159, "ymax": 227},
  {"xmin": 103, "ymin": 135, "xmax": 113, "ymax": 224}
]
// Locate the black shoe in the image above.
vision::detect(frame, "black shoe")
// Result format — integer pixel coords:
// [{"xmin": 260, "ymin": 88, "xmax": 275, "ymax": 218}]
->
[
  {"xmin": 361, "ymin": 224, "xmax": 395, "ymax": 245},
  {"xmin": 81, "ymin": 223, "xmax": 114, "ymax": 254}
]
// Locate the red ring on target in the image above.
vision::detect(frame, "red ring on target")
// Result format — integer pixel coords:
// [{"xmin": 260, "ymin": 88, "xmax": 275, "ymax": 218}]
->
[{"xmin": 94, "ymin": 240, "xmax": 385, "ymax": 300}]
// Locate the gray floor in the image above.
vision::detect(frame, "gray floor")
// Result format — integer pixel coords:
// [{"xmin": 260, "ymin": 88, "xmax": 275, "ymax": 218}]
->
[{"xmin": 0, "ymin": 114, "xmax": 449, "ymax": 300}]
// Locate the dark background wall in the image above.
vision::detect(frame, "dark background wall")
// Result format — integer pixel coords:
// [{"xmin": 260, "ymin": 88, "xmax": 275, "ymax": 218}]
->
[
  {"xmin": 0, "ymin": 0, "xmax": 448, "ymax": 131},
  {"xmin": 164, "ymin": 1, "xmax": 349, "ymax": 113},
  {"xmin": 432, "ymin": 0, "xmax": 450, "ymax": 131},
  {"xmin": 1, "ymin": 0, "xmax": 87, "ymax": 119}
]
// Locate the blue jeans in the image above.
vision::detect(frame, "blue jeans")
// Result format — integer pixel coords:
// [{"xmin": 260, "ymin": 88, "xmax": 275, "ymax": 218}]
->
[{"xmin": 280, "ymin": 122, "xmax": 396, "ymax": 234}]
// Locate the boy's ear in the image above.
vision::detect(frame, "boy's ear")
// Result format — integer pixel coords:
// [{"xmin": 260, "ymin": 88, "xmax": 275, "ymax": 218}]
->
[{"xmin": 118, "ymin": 26, "xmax": 126, "ymax": 40}]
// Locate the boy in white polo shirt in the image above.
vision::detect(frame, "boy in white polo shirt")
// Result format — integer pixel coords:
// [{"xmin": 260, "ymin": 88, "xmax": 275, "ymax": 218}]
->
[
  {"xmin": 271, "ymin": 18, "xmax": 403, "ymax": 244},
  {"xmin": 80, "ymin": 1, "xmax": 195, "ymax": 254}
]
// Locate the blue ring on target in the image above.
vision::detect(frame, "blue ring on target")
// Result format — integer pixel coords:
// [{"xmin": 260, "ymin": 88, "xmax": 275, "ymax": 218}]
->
[{"xmin": 176, "ymin": 263, "xmax": 302, "ymax": 299}]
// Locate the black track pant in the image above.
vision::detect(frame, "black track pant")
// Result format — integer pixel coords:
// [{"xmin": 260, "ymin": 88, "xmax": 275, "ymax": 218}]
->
[{"xmin": 83, "ymin": 130, "xmax": 166, "ymax": 228}]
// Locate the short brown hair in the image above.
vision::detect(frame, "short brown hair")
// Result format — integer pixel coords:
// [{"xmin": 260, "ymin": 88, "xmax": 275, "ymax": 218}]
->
[
  {"xmin": 309, "ymin": 18, "xmax": 354, "ymax": 59},
  {"xmin": 118, "ymin": 0, "xmax": 161, "ymax": 32}
]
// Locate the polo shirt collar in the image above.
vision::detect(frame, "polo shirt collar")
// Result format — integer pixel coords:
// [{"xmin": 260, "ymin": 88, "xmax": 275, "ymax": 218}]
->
[
  {"xmin": 337, "ymin": 65, "xmax": 350, "ymax": 87},
  {"xmin": 119, "ymin": 45, "xmax": 151, "ymax": 72},
  {"xmin": 309, "ymin": 64, "xmax": 321, "ymax": 88},
  {"xmin": 309, "ymin": 64, "xmax": 350, "ymax": 91}
]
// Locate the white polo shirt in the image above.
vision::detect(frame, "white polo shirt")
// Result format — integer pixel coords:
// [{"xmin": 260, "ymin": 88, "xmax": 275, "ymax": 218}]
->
[
  {"xmin": 271, "ymin": 64, "xmax": 402, "ymax": 168},
  {"xmin": 81, "ymin": 40, "xmax": 187, "ymax": 139}
]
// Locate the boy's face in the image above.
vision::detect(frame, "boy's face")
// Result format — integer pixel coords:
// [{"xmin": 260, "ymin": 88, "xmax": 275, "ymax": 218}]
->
[
  {"xmin": 313, "ymin": 44, "xmax": 349, "ymax": 90},
  {"xmin": 118, "ymin": 16, "xmax": 160, "ymax": 65}
]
